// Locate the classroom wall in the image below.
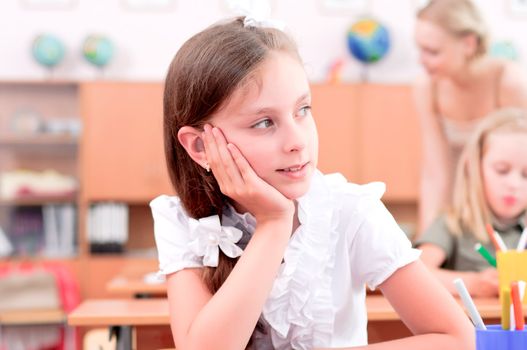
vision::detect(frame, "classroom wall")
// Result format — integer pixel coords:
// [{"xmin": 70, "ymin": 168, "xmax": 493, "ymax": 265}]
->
[{"xmin": 0, "ymin": 0, "xmax": 526, "ymax": 83}]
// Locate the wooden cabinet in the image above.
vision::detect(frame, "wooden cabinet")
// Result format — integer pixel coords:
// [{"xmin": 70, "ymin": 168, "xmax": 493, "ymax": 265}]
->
[
  {"xmin": 356, "ymin": 84, "xmax": 421, "ymax": 202},
  {"xmin": 311, "ymin": 83, "xmax": 361, "ymax": 183},
  {"xmin": 80, "ymin": 82, "xmax": 173, "ymax": 202},
  {"xmin": 312, "ymin": 83, "xmax": 421, "ymax": 202}
]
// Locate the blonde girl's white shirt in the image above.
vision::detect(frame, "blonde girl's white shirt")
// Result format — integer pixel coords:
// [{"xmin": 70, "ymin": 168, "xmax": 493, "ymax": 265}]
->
[{"xmin": 151, "ymin": 170, "xmax": 420, "ymax": 349}]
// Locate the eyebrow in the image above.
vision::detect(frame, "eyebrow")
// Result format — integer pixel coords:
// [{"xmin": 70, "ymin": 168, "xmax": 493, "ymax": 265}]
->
[{"xmin": 248, "ymin": 92, "xmax": 311, "ymax": 116}]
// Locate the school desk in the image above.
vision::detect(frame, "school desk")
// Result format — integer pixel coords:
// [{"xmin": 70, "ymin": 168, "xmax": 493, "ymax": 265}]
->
[
  {"xmin": 68, "ymin": 296, "xmax": 522, "ymax": 349},
  {"xmin": 106, "ymin": 274, "xmax": 166, "ymax": 298}
]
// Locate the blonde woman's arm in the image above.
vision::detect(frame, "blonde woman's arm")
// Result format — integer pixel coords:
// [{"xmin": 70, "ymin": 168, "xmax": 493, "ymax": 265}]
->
[
  {"xmin": 413, "ymin": 75, "xmax": 451, "ymax": 239},
  {"xmin": 499, "ymin": 61, "xmax": 527, "ymax": 109}
]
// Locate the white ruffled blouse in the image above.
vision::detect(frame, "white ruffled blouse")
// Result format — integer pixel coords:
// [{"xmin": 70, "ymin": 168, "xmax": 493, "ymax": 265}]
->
[{"xmin": 151, "ymin": 170, "xmax": 420, "ymax": 349}]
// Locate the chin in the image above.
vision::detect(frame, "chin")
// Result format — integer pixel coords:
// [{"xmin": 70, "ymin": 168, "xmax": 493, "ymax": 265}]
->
[{"xmin": 278, "ymin": 183, "xmax": 311, "ymax": 200}]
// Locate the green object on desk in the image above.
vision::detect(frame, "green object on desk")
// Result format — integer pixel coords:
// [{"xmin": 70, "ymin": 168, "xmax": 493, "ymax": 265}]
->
[{"xmin": 475, "ymin": 243, "xmax": 497, "ymax": 268}]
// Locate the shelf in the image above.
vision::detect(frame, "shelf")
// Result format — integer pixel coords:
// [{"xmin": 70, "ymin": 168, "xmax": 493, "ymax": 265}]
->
[
  {"xmin": 0, "ymin": 308, "xmax": 66, "ymax": 325},
  {"xmin": 0, "ymin": 133, "xmax": 78, "ymax": 147},
  {"xmin": 0, "ymin": 195, "xmax": 77, "ymax": 206},
  {"xmin": 0, "ymin": 80, "xmax": 79, "ymax": 86}
]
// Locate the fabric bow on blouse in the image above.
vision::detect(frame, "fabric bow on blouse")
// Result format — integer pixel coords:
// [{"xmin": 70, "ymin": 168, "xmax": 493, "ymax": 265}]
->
[{"xmin": 187, "ymin": 215, "xmax": 244, "ymax": 267}]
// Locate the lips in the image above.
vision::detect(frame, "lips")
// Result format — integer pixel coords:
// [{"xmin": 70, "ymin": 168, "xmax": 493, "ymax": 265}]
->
[
  {"xmin": 277, "ymin": 162, "xmax": 307, "ymax": 172},
  {"xmin": 503, "ymin": 196, "xmax": 517, "ymax": 206}
]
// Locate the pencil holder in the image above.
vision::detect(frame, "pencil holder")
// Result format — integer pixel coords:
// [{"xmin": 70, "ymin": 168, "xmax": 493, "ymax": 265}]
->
[
  {"xmin": 476, "ymin": 325, "xmax": 527, "ymax": 350},
  {"xmin": 497, "ymin": 251, "xmax": 527, "ymax": 304}
]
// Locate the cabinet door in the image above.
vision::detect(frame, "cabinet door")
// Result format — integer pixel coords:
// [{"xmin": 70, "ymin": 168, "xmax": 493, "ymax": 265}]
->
[
  {"xmin": 80, "ymin": 82, "xmax": 173, "ymax": 201},
  {"xmin": 311, "ymin": 83, "xmax": 361, "ymax": 183},
  {"xmin": 357, "ymin": 84, "xmax": 421, "ymax": 201}
]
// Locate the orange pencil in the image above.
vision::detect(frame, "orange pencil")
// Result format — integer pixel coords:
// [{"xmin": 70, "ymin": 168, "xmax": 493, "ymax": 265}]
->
[
  {"xmin": 485, "ymin": 223, "xmax": 507, "ymax": 252},
  {"xmin": 511, "ymin": 281, "xmax": 525, "ymax": 330}
]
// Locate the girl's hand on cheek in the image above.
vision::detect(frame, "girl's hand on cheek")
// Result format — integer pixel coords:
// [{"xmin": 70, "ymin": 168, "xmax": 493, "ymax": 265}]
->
[{"xmin": 202, "ymin": 124, "xmax": 294, "ymax": 224}]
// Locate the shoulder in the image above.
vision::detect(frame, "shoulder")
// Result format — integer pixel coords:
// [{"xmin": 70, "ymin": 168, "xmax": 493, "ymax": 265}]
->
[
  {"xmin": 150, "ymin": 194, "xmax": 193, "ymax": 244},
  {"xmin": 150, "ymin": 195, "xmax": 189, "ymax": 225},
  {"xmin": 413, "ymin": 73, "xmax": 432, "ymax": 90},
  {"xmin": 413, "ymin": 74, "xmax": 433, "ymax": 100},
  {"xmin": 413, "ymin": 74, "xmax": 436, "ymax": 117},
  {"xmin": 500, "ymin": 61, "xmax": 527, "ymax": 92},
  {"xmin": 320, "ymin": 172, "xmax": 386, "ymax": 209},
  {"xmin": 414, "ymin": 214, "xmax": 456, "ymax": 250},
  {"xmin": 417, "ymin": 215, "xmax": 451, "ymax": 241},
  {"xmin": 315, "ymin": 172, "xmax": 389, "ymax": 233},
  {"xmin": 150, "ymin": 195, "xmax": 205, "ymax": 275}
]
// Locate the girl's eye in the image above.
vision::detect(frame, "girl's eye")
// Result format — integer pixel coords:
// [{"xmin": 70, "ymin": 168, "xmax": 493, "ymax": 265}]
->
[
  {"xmin": 423, "ymin": 48, "xmax": 439, "ymax": 56},
  {"xmin": 252, "ymin": 118, "xmax": 273, "ymax": 129},
  {"xmin": 495, "ymin": 166, "xmax": 509, "ymax": 175},
  {"xmin": 298, "ymin": 105, "xmax": 312, "ymax": 117}
]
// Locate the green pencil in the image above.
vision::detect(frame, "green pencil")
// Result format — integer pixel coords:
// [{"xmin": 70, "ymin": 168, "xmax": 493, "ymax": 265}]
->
[{"xmin": 474, "ymin": 243, "xmax": 497, "ymax": 267}]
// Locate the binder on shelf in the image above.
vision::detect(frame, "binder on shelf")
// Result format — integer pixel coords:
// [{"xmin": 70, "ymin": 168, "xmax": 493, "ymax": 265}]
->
[{"xmin": 87, "ymin": 202, "xmax": 129, "ymax": 254}]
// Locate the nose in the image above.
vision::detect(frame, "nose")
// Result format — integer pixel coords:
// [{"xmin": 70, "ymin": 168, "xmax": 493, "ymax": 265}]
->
[
  {"xmin": 282, "ymin": 119, "xmax": 307, "ymax": 153},
  {"xmin": 507, "ymin": 171, "xmax": 523, "ymax": 190}
]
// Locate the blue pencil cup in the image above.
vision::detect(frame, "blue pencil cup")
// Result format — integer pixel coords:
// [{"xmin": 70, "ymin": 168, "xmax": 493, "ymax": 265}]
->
[{"xmin": 476, "ymin": 325, "xmax": 527, "ymax": 350}]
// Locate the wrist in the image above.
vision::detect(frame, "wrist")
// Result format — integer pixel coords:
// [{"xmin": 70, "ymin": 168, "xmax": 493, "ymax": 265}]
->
[
  {"xmin": 253, "ymin": 215, "xmax": 293, "ymax": 237},
  {"xmin": 254, "ymin": 205, "xmax": 295, "ymax": 226}
]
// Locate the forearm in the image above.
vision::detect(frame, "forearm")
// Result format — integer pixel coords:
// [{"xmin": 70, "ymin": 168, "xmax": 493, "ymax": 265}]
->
[
  {"xmin": 186, "ymin": 219, "xmax": 292, "ymax": 350},
  {"xmin": 418, "ymin": 171, "xmax": 449, "ymax": 236},
  {"xmin": 323, "ymin": 331, "xmax": 473, "ymax": 350},
  {"xmin": 427, "ymin": 267, "xmax": 477, "ymax": 296}
]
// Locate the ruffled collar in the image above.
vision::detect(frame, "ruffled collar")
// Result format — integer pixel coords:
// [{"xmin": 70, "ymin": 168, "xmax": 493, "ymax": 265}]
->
[
  {"xmin": 261, "ymin": 170, "xmax": 340, "ymax": 350},
  {"xmin": 215, "ymin": 171, "xmax": 341, "ymax": 349},
  {"xmin": 490, "ymin": 212, "xmax": 526, "ymax": 233}
]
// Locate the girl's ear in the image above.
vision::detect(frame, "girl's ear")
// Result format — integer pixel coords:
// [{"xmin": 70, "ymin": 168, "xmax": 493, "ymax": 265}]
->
[
  {"xmin": 177, "ymin": 126, "xmax": 208, "ymax": 169},
  {"xmin": 462, "ymin": 33, "xmax": 478, "ymax": 58}
]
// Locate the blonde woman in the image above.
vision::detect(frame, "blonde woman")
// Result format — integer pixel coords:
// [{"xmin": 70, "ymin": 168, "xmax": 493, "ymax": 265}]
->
[
  {"xmin": 415, "ymin": 108, "xmax": 527, "ymax": 297},
  {"xmin": 413, "ymin": 0, "xmax": 527, "ymax": 237}
]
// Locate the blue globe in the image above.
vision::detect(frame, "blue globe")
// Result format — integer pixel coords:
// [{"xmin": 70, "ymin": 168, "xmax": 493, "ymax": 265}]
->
[
  {"xmin": 32, "ymin": 34, "xmax": 65, "ymax": 68},
  {"xmin": 82, "ymin": 35, "xmax": 114, "ymax": 67},
  {"xmin": 347, "ymin": 18, "xmax": 390, "ymax": 64}
]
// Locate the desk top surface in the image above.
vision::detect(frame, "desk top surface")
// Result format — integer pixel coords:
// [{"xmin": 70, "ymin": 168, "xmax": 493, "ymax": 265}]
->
[
  {"xmin": 68, "ymin": 296, "xmax": 516, "ymax": 327},
  {"xmin": 106, "ymin": 275, "xmax": 166, "ymax": 296}
]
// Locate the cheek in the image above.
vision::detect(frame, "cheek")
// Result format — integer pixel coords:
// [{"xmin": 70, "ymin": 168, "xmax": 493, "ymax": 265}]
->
[
  {"xmin": 231, "ymin": 138, "xmax": 274, "ymax": 176},
  {"xmin": 482, "ymin": 169, "xmax": 496, "ymax": 197}
]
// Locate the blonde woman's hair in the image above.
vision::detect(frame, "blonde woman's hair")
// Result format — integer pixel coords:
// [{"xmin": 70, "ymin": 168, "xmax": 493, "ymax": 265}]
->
[
  {"xmin": 417, "ymin": 0, "xmax": 489, "ymax": 57},
  {"xmin": 446, "ymin": 108, "xmax": 527, "ymax": 241}
]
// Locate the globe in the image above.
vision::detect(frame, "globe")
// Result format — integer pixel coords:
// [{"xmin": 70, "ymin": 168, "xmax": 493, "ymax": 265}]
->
[
  {"xmin": 32, "ymin": 34, "xmax": 65, "ymax": 68},
  {"xmin": 82, "ymin": 35, "xmax": 114, "ymax": 68},
  {"xmin": 347, "ymin": 18, "xmax": 390, "ymax": 64}
]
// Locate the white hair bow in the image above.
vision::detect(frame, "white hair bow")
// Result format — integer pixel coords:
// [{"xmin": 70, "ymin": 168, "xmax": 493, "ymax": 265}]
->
[
  {"xmin": 188, "ymin": 215, "xmax": 244, "ymax": 267},
  {"xmin": 226, "ymin": 0, "xmax": 285, "ymax": 30}
]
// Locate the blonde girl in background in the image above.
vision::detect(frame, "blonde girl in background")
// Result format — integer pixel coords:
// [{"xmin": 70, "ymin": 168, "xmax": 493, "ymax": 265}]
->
[
  {"xmin": 413, "ymin": 0, "xmax": 527, "ymax": 237},
  {"xmin": 416, "ymin": 108, "xmax": 527, "ymax": 297},
  {"xmin": 151, "ymin": 15, "xmax": 473, "ymax": 350}
]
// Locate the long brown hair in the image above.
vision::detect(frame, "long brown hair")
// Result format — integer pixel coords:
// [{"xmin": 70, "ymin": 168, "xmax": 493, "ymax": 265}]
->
[
  {"xmin": 446, "ymin": 108, "xmax": 527, "ymax": 241},
  {"xmin": 417, "ymin": 0, "xmax": 488, "ymax": 58},
  {"xmin": 163, "ymin": 17, "xmax": 300, "ymax": 293}
]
